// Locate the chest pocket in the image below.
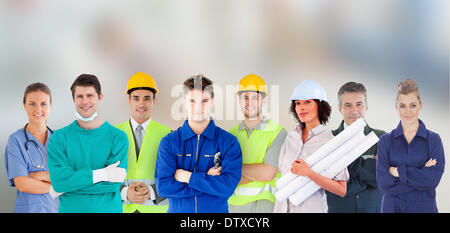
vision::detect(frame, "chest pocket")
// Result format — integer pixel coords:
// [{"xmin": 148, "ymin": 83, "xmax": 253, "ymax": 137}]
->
[
  {"xmin": 389, "ymin": 133, "xmax": 429, "ymax": 168},
  {"xmin": 194, "ymin": 149, "xmax": 220, "ymax": 172},
  {"xmin": 202, "ymin": 152, "xmax": 221, "ymax": 168},
  {"xmin": 176, "ymin": 153, "xmax": 193, "ymax": 169},
  {"xmin": 410, "ymin": 141, "xmax": 429, "ymax": 167}
]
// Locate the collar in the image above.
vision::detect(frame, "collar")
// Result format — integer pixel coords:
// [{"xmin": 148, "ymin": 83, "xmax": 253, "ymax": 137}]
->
[
  {"xmin": 130, "ymin": 117, "xmax": 151, "ymax": 131},
  {"xmin": 335, "ymin": 120, "xmax": 346, "ymax": 133},
  {"xmin": 181, "ymin": 118, "xmax": 216, "ymax": 141},
  {"xmin": 237, "ymin": 117, "xmax": 270, "ymax": 131},
  {"xmin": 393, "ymin": 119, "xmax": 428, "ymax": 139},
  {"xmin": 72, "ymin": 120, "xmax": 109, "ymax": 132},
  {"xmin": 338, "ymin": 119, "xmax": 372, "ymax": 135},
  {"xmin": 23, "ymin": 126, "xmax": 53, "ymax": 147},
  {"xmin": 310, "ymin": 124, "xmax": 328, "ymax": 136},
  {"xmin": 296, "ymin": 123, "xmax": 328, "ymax": 137},
  {"xmin": 44, "ymin": 128, "xmax": 52, "ymax": 147}
]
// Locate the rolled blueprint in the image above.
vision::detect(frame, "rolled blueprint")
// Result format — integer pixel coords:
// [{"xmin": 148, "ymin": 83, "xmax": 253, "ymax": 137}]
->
[
  {"xmin": 288, "ymin": 132, "xmax": 379, "ymax": 206},
  {"xmin": 275, "ymin": 118, "xmax": 366, "ymax": 189},
  {"xmin": 274, "ymin": 131, "xmax": 366, "ymax": 201}
]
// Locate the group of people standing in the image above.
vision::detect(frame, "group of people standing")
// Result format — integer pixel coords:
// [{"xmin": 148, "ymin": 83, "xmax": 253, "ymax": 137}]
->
[{"xmin": 4, "ymin": 72, "xmax": 445, "ymax": 213}]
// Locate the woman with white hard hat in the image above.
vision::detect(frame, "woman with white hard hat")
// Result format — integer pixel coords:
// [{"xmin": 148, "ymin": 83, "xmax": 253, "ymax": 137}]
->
[
  {"xmin": 4, "ymin": 83, "xmax": 60, "ymax": 212},
  {"xmin": 274, "ymin": 80, "xmax": 349, "ymax": 213}
]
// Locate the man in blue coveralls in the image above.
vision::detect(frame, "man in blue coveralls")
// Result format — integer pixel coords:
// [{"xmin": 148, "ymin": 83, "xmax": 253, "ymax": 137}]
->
[{"xmin": 155, "ymin": 74, "xmax": 242, "ymax": 213}]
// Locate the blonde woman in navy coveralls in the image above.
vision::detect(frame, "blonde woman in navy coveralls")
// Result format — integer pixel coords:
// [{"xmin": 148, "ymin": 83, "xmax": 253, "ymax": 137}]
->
[{"xmin": 376, "ymin": 79, "xmax": 445, "ymax": 213}]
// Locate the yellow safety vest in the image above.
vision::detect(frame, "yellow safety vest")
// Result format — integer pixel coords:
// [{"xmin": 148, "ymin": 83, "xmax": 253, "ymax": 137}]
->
[
  {"xmin": 115, "ymin": 120, "xmax": 171, "ymax": 213},
  {"xmin": 228, "ymin": 120, "xmax": 283, "ymax": 206}
]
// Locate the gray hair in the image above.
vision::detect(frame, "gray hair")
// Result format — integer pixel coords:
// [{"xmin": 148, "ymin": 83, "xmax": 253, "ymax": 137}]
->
[{"xmin": 337, "ymin": 81, "xmax": 367, "ymax": 106}]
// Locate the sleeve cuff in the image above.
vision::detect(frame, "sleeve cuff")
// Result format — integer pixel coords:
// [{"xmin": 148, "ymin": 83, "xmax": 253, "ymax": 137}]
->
[
  {"xmin": 120, "ymin": 186, "xmax": 129, "ymax": 201},
  {"xmin": 188, "ymin": 172, "xmax": 203, "ymax": 189},
  {"xmin": 148, "ymin": 184, "xmax": 156, "ymax": 201},
  {"xmin": 92, "ymin": 168, "xmax": 107, "ymax": 184}
]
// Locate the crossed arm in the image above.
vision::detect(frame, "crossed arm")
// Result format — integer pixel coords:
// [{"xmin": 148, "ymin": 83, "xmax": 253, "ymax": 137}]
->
[
  {"xmin": 13, "ymin": 171, "xmax": 51, "ymax": 194},
  {"xmin": 376, "ymin": 134, "xmax": 445, "ymax": 195}
]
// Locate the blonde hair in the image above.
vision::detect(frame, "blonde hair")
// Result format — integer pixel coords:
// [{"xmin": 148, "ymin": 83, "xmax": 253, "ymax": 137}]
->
[{"xmin": 396, "ymin": 79, "xmax": 421, "ymax": 102}]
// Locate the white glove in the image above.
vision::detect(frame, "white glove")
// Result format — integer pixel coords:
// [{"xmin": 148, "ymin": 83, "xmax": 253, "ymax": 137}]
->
[
  {"xmin": 93, "ymin": 161, "xmax": 127, "ymax": 184},
  {"xmin": 48, "ymin": 185, "xmax": 64, "ymax": 199}
]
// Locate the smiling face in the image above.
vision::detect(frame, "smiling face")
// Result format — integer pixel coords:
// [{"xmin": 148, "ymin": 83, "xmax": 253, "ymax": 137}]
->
[
  {"xmin": 73, "ymin": 85, "xmax": 103, "ymax": 118},
  {"xmin": 185, "ymin": 89, "xmax": 214, "ymax": 123},
  {"xmin": 238, "ymin": 91, "xmax": 265, "ymax": 120},
  {"xmin": 295, "ymin": 99, "xmax": 319, "ymax": 125},
  {"xmin": 338, "ymin": 92, "xmax": 368, "ymax": 125},
  {"xmin": 396, "ymin": 93, "xmax": 422, "ymax": 124},
  {"xmin": 23, "ymin": 91, "xmax": 51, "ymax": 125},
  {"xmin": 128, "ymin": 89, "xmax": 156, "ymax": 124}
]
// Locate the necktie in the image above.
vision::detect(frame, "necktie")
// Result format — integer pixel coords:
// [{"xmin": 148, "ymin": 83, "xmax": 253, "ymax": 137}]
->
[{"xmin": 135, "ymin": 124, "xmax": 144, "ymax": 154}]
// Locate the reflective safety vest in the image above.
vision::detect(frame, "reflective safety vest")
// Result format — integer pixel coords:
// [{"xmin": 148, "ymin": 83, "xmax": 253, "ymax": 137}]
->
[
  {"xmin": 116, "ymin": 120, "xmax": 171, "ymax": 213},
  {"xmin": 228, "ymin": 120, "xmax": 283, "ymax": 206}
]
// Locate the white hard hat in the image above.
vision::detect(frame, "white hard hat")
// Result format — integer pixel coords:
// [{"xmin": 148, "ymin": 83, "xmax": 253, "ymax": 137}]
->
[{"xmin": 290, "ymin": 80, "xmax": 327, "ymax": 102}]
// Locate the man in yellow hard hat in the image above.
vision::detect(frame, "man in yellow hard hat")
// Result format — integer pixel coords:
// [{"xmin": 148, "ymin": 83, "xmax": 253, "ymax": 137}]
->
[
  {"xmin": 228, "ymin": 74, "xmax": 287, "ymax": 213},
  {"xmin": 115, "ymin": 72, "xmax": 171, "ymax": 213}
]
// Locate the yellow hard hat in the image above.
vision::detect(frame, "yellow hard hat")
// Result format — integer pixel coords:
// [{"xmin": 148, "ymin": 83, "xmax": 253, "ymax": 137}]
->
[
  {"xmin": 127, "ymin": 72, "xmax": 159, "ymax": 94},
  {"xmin": 237, "ymin": 74, "xmax": 268, "ymax": 96}
]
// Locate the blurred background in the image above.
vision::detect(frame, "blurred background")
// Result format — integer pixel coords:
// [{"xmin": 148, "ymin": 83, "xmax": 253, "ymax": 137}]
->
[{"xmin": 0, "ymin": 0, "xmax": 448, "ymax": 212}]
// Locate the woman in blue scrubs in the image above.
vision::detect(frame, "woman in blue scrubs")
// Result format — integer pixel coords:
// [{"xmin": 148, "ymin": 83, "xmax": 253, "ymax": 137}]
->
[
  {"xmin": 4, "ymin": 83, "xmax": 60, "ymax": 213},
  {"xmin": 376, "ymin": 79, "xmax": 445, "ymax": 213}
]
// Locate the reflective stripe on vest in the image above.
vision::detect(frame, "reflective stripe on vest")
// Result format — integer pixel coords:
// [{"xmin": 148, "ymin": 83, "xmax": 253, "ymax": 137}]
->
[
  {"xmin": 123, "ymin": 178, "xmax": 155, "ymax": 186},
  {"xmin": 233, "ymin": 183, "xmax": 278, "ymax": 197}
]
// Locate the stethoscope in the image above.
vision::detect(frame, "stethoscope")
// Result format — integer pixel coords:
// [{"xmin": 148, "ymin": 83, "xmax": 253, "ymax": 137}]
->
[{"xmin": 23, "ymin": 123, "xmax": 53, "ymax": 169}]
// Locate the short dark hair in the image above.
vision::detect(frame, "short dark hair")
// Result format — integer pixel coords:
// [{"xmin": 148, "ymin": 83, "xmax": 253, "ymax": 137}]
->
[
  {"xmin": 337, "ymin": 81, "xmax": 367, "ymax": 106},
  {"xmin": 289, "ymin": 99, "xmax": 331, "ymax": 127},
  {"xmin": 23, "ymin": 82, "xmax": 52, "ymax": 104},
  {"xmin": 70, "ymin": 74, "xmax": 102, "ymax": 98},
  {"xmin": 183, "ymin": 74, "xmax": 214, "ymax": 98},
  {"xmin": 128, "ymin": 87, "xmax": 157, "ymax": 98}
]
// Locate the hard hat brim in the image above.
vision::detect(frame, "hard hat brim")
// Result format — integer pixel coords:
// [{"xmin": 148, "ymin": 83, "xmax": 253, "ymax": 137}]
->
[{"xmin": 127, "ymin": 87, "xmax": 158, "ymax": 95}]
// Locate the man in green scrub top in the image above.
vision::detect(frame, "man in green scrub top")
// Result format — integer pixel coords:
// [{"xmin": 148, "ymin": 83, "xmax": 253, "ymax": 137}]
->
[{"xmin": 47, "ymin": 74, "xmax": 128, "ymax": 213}]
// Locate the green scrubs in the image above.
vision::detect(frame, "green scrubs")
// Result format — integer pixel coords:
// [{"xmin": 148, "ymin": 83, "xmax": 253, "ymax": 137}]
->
[{"xmin": 47, "ymin": 121, "xmax": 128, "ymax": 213}]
